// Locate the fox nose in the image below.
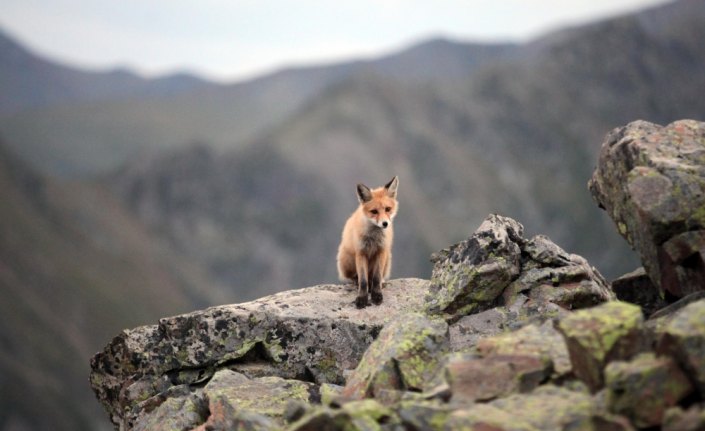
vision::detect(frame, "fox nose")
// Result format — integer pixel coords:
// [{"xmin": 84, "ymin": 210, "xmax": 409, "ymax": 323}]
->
[{"xmin": 382, "ymin": 221, "xmax": 388, "ymax": 228}]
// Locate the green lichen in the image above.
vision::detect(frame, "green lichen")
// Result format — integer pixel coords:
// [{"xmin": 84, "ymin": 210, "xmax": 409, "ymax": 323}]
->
[
  {"xmin": 558, "ymin": 301, "xmax": 642, "ymax": 363},
  {"xmin": 316, "ymin": 350, "xmax": 341, "ymax": 384},
  {"xmin": 618, "ymin": 221, "xmax": 628, "ymax": 235},
  {"xmin": 341, "ymin": 399, "xmax": 393, "ymax": 421},
  {"xmin": 320, "ymin": 383, "xmax": 343, "ymax": 406},
  {"xmin": 605, "ymin": 353, "xmax": 693, "ymax": 428},
  {"xmin": 342, "ymin": 314, "xmax": 448, "ymax": 398},
  {"xmin": 204, "ymin": 371, "xmax": 313, "ymax": 423},
  {"xmin": 215, "ymin": 338, "xmax": 260, "ymax": 366}
]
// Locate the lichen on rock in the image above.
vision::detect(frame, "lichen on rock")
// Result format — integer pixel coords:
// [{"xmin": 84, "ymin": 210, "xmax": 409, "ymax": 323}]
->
[
  {"xmin": 589, "ymin": 119, "xmax": 705, "ymax": 297},
  {"xmin": 557, "ymin": 301, "xmax": 644, "ymax": 391},
  {"xmin": 604, "ymin": 352, "xmax": 693, "ymax": 428},
  {"xmin": 340, "ymin": 312, "xmax": 449, "ymax": 400}
]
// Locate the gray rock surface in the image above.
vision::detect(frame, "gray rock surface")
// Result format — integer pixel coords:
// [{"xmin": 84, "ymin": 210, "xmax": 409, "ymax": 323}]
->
[
  {"xmin": 589, "ymin": 119, "xmax": 705, "ymax": 298},
  {"xmin": 90, "ymin": 278, "xmax": 429, "ymax": 428},
  {"xmin": 611, "ymin": 267, "xmax": 666, "ymax": 317},
  {"xmin": 428, "ymin": 214, "xmax": 614, "ymax": 325},
  {"xmin": 90, "ymin": 209, "xmax": 705, "ymax": 430}
]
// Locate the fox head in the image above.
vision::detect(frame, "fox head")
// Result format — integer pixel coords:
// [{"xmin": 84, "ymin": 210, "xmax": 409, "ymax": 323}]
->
[{"xmin": 356, "ymin": 176, "xmax": 399, "ymax": 229}]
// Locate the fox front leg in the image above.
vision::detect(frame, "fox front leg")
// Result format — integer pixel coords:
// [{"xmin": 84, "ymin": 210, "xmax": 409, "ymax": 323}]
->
[
  {"xmin": 354, "ymin": 253, "xmax": 369, "ymax": 308},
  {"xmin": 369, "ymin": 251, "xmax": 385, "ymax": 305}
]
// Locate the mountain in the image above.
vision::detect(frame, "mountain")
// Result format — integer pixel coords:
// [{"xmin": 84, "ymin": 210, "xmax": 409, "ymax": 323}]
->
[
  {"xmin": 0, "ymin": 139, "xmax": 227, "ymax": 430},
  {"xmin": 0, "ymin": 33, "xmax": 514, "ymax": 177},
  {"xmin": 108, "ymin": 0, "xmax": 705, "ymax": 293},
  {"xmin": 0, "ymin": 28, "xmax": 216, "ymax": 115}
]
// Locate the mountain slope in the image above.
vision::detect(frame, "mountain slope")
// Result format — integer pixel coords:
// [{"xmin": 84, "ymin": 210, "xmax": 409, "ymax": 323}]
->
[
  {"xmin": 0, "ymin": 35, "xmax": 514, "ymax": 177},
  {"xmin": 0, "ymin": 29, "xmax": 215, "ymax": 115},
  {"xmin": 110, "ymin": 0, "xmax": 705, "ymax": 291},
  {"xmin": 0, "ymin": 140, "xmax": 225, "ymax": 430}
]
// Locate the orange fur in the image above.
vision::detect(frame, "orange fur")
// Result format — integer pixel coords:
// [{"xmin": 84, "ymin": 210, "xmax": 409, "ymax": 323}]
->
[{"xmin": 337, "ymin": 176, "xmax": 398, "ymax": 308}]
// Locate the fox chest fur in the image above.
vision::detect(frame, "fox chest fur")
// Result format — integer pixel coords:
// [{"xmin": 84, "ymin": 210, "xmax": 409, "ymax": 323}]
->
[{"xmin": 358, "ymin": 225, "xmax": 387, "ymax": 257}]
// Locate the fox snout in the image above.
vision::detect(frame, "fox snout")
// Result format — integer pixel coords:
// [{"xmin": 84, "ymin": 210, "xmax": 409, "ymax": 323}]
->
[{"xmin": 382, "ymin": 221, "xmax": 389, "ymax": 228}]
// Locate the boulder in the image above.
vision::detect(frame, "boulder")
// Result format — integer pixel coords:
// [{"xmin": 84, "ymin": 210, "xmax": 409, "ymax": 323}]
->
[
  {"xmin": 657, "ymin": 298, "xmax": 705, "ymax": 396},
  {"xmin": 476, "ymin": 321, "xmax": 572, "ymax": 377},
  {"xmin": 132, "ymin": 394, "xmax": 206, "ymax": 431},
  {"xmin": 441, "ymin": 352, "xmax": 551, "ymax": 403},
  {"xmin": 663, "ymin": 405, "xmax": 705, "ymax": 431},
  {"xmin": 556, "ymin": 301, "xmax": 644, "ymax": 391},
  {"xmin": 445, "ymin": 385, "xmax": 607, "ymax": 431},
  {"xmin": 427, "ymin": 214, "xmax": 523, "ymax": 318},
  {"xmin": 448, "ymin": 307, "xmax": 507, "ymax": 351},
  {"xmin": 604, "ymin": 353, "xmax": 693, "ymax": 428},
  {"xmin": 287, "ymin": 399, "xmax": 398, "ymax": 431},
  {"xmin": 200, "ymin": 370, "xmax": 316, "ymax": 425},
  {"xmin": 396, "ymin": 400, "xmax": 452, "ymax": 431},
  {"xmin": 340, "ymin": 313, "xmax": 449, "ymax": 399},
  {"xmin": 89, "ymin": 279, "xmax": 429, "ymax": 428},
  {"xmin": 427, "ymin": 214, "xmax": 614, "ymax": 323},
  {"xmin": 611, "ymin": 267, "xmax": 666, "ymax": 317},
  {"xmin": 589, "ymin": 119, "xmax": 705, "ymax": 298}
]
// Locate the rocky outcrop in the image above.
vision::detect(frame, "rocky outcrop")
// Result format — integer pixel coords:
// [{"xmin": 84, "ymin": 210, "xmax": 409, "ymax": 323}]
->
[
  {"xmin": 589, "ymin": 119, "xmax": 705, "ymax": 298},
  {"xmin": 91, "ymin": 214, "xmax": 630, "ymax": 430},
  {"xmin": 90, "ymin": 279, "xmax": 430, "ymax": 428},
  {"xmin": 429, "ymin": 214, "xmax": 615, "ymax": 359}
]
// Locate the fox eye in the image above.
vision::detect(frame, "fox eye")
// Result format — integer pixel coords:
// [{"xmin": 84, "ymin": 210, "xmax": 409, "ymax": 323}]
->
[
  {"xmin": 385, "ymin": 207, "xmax": 392, "ymax": 212},
  {"xmin": 370, "ymin": 209, "xmax": 378, "ymax": 215}
]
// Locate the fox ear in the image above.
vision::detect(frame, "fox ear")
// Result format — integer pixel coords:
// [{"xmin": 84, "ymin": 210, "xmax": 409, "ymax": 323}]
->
[
  {"xmin": 357, "ymin": 184, "xmax": 372, "ymax": 203},
  {"xmin": 384, "ymin": 176, "xmax": 399, "ymax": 198}
]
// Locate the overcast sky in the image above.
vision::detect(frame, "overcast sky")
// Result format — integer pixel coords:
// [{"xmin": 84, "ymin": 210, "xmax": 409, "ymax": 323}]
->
[{"xmin": 1, "ymin": 0, "xmax": 671, "ymax": 82}]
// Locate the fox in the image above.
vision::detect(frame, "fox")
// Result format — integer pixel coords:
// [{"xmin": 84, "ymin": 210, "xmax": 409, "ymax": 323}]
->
[{"xmin": 337, "ymin": 176, "xmax": 399, "ymax": 308}]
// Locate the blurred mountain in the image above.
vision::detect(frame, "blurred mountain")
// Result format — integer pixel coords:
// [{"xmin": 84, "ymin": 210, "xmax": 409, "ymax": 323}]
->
[
  {"xmin": 0, "ymin": 33, "xmax": 514, "ymax": 177},
  {"xmin": 0, "ymin": 138, "xmax": 226, "ymax": 430},
  {"xmin": 0, "ymin": 28, "xmax": 216, "ymax": 115},
  {"xmin": 109, "ymin": 0, "xmax": 705, "ymax": 289}
]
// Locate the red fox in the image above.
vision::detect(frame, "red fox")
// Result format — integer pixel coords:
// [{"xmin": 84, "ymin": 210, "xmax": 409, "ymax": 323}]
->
[{"xmin": 337, "ymin": 176, "xmax": 399, "ymax": 308}]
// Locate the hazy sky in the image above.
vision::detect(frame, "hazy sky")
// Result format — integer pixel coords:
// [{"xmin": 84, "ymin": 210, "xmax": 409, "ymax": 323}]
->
[{"xmin": 1, "ymin": 0, "xmax": 671, "ymax": 82}]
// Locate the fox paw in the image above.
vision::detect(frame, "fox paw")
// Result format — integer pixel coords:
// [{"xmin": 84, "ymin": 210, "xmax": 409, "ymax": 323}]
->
[
  {"xmin": 355, "ymin": 295, "xmax": 369, "ymax": 309},
  {"xmin": 371, "ymin": 290, "xmax": 383, "ymax": 305}
]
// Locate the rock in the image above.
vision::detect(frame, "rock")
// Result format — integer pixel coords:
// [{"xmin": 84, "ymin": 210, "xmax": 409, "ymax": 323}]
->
[
  {"xmin": 319, "ymin": 383, "xmax": 344, "ymax": 406},
  {"xmin": 287, "ymin": 399, "xmax": 397, "ymax": 431},
  {"xmin": 445, "ymin": 385, "xmax": 603, "ymax": 431},
  {"xmin": 193, "ymin": 408, "xmax": 277, "ymax": 431},
  {"xmin": 503, "ymin": 251, "xmax": 613, "ymax": 311},
  {"xmin": 427, "ymin": 214, "xmax": 614, "ymax": 324},
  {"xmin": 557, "ymin": 301, "xmax": 644, "ymax": 391},
  {"xmin": 340, "ymin": 313, "xmax": 449, "ymax": 399},
  {"xmin": 396, "ymin": 400, "xmax": 452, "ymax": 430},
  {"xmin": 200, "ymin": 370, "xmax": 316, "ymax": 425},
  {"xmin": 441, "ymin": 352, "xmax": 551, "ymax": 403},
  {"xmin": 604, "ymin": 353, "xmax": 693, "ymax": 428},
  {"xmin": 589, "ymin": 119, "xmax": 705, "ymax": 298},
  {"xmin": 663, "ymin": 405, "xmax": 705, "ymax": 431},
  {"xmin": 89, "ymin": 278, "xmax": 429, "ymax": 428},
  {"xmin": 448, "ymin": 308, "xmax": 506, "ymax": 351},
  {"xmin": 646, "ymin": 292, "xmax": 705, "ymax": 350},
  {"xmin": 427, "ymin": 214, "xmax": 523, "ymax": 318},
  {"xmin": 132, "ymin": 394, "xmax": 206, "ymax": 431},
  {"xmin": 445, "ymin": 403, "xmax": 535, "ymax": 431},
  {"xmin": 611, "ymin": 267, "xmax": 666, "ymax": 317},
  {"xmin": 657, "ymin": 298, "xmax": 705, "ymax": 396},
  {"xmin": 476, "ymin": 321, "xmax": 572, "ymax": 377}
]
